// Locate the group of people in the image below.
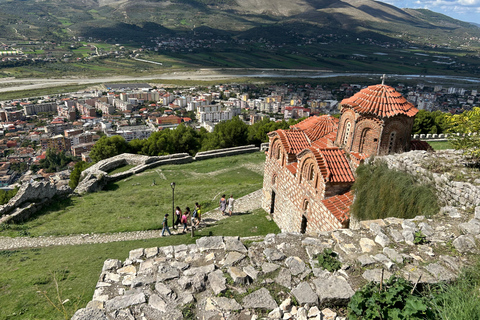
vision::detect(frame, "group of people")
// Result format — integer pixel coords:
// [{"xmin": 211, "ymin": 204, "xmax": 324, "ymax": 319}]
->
[
  {"xmin": 219, "ymin": 194, "xmax": 235, "ymax": 216},
  {"xmin": 161, "ymin": 202, "xmax": 201, "ymax": 237}
]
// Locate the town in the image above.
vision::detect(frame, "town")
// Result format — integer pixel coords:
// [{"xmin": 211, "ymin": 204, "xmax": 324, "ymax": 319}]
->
[{"xmin": 0, "ymin": 80, "xmax": 478, "ymax": 189}]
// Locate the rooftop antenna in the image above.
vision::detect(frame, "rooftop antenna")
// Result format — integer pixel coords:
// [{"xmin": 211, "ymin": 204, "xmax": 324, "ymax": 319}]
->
[{"xmin": 381, "ymin": 74, "xmax": 386, "ymax": 85}]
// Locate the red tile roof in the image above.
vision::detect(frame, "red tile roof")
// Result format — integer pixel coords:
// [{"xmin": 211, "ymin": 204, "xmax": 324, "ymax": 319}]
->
[
  {"xmin": 320, "ymin": 148, "xmax": 355, "ymax": 183},
  {"xmin": 340, "ymin": 84, "xmax": 418, "ymax": 118},
  {"xmin": 275, "ymin": 130, "xmax": 310, "ymax": 154},
  {"xmin": 322, "ymin": 191, "xmax": 354, "ymax": 223},
  {"xmin": 291, "ymin": 115, "xmax": 338, "ymax": 141}
]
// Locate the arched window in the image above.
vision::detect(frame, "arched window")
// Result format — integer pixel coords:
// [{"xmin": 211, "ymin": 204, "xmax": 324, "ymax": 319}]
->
[
  {"xmin": 308, "ymin": 165, "xmax": 315, "ymax": 181},
  {"xmin": 343, "ymin": 121, "xmax": 351, "ymax": 146}
]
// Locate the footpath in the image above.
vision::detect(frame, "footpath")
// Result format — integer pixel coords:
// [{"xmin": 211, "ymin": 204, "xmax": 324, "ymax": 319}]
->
[{"xmin": 0, "ymin": 190, "xmax": 263, "ymax": 250}]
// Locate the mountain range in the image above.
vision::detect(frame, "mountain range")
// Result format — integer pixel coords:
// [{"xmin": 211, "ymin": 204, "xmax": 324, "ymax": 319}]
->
[{"xmin": 0, "ymin": 0, "xmax": 479, "ymax": 49}]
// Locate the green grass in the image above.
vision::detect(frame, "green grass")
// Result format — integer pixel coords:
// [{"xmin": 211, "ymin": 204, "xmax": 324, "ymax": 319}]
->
[
  {"xmin": 0, "ymin": 153, "xmax": 266, "ymax": 237},
  {"xmin": 351, "ymin": 161, "xmax": 439, "ymax": 221},
  {"xmin": 428, "ymin": 141, "xmax": 453, "ymax": 150},
  {"xmin": 0, "ymin": 208, "xmax": 279, "ymax": 320},
  {"xmin": 106, "ymin": 164, "xmax": 135, "ymax": 175}
]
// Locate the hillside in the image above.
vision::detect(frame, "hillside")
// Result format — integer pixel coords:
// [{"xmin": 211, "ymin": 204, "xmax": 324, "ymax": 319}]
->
[{"xmin": 0, "ymin": 0, "xmax": 479, "ymax": 48}]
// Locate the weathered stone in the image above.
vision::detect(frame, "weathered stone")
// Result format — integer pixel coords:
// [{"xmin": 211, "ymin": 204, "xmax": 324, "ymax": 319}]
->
[
  {"xmin": 138, "ymin": 259, "xmax": 154, "ymax": 275},
  {"xmin": 242, "ymin": 288, "xmax": 278, "ymax": 310},
  {"xmin": 453, "ymin": 235, "xmax": 477, "ymax": 253},
  {"xmin": 459, "ymin": 219, "xmax": 480, "ymax": 235},
  {"xmin": 402, "ymin": 220, "xmax": 417, "ymax": 231},
  {"xmin": 268, "ymin": 307, "xmax": 283, "ymax": 319},
  {"xmin": 196, "ymin": 236, "xmax": 225, "ymax": 251},
  {"xmin": 243, "ymin": 265, "xmax": 260, "ymax": 281},
  {"xmin": 313, "ymin": 275, "xmax": 354, "ymax": 305},
  {"xmin": 307, "ymin": 306, "xmax": 320, "ymax": 318},
  {"xmin": 183, "ymin": 264, "xmax": 215, "ymax": 276},
  {"xmin": 104, "ymin": 272, "xmax": 120, "ymax": 282},
  {"xmin": 291, "ymin": 282, "xmax": 318, "ymax": 305},
  {"xmin": 285, "ymin": 256, "xmax": 306, "ymax": 275},
  {"xmin": 375, "ymin": 233, "xmax": 390, "ymax": 247},
  {"xmin": 171, "ymin": 261, "xmax": 190, "ymax": 271},
  {"xmin": 264, "ymin": 248, "xmax": 286, "ymax": 262},
  {"xmin": 105, "ymin": 292, "xmax": 146, "ymax": 312},
  {"xmin": 369, "ymin": 222, "xmax": 384, "ymax": 235},
  {"xmin": 86, "ymin": 300, "xmax": 104, "ymax": 310},
  {"xmin": 359, "ymin": 238, "xmax": 377, "ymax": 253},
  {"xmin": 362, "ymin": 269, "xmax": 393, "ymax": 283},
  {"xmin": 157, "ymin": 265, "xmax": 180, "ymax": 281},
  {"xmin": 383, "ymin": 248, "xmax": 403, "ymax": 264},
  {"xmin": 262, "ymin": 262, "xmax": 281, "ymax": 274},
  {"xmin": 279, "ymin": 297, "xmax": 291, "ymax": 311},
  {"xmin": 155, "ymin": 282, "xmax": 176, "ymax": 300},
  {"xmin": 149, "ymin": 294, "xmax": 167, "ymax": 312},
  {"xmin": 475, "ymin": 206, "xmax": 480, "ymax": 220},
  {"xmin": 373, "ymin": 254, "xmax": 394, "ymax": 269},
  {"xmin": 208, "ymin": 270, "xmax": 226, "ymax": 295},
  {"xmin": 128, "ymin": 248, "xmax": 144, "ymax": 261},
  {"xmin": 118, "ymin": 265, "xmax": 136, "ymax": 275},
  {"xmin": 296, "ymin": 307, "xmax": 307, "ymax": 320},
  {"xmin": 440, "ymin": 206, "xmax": 461, "ymax": 218},
  {"xmin": 71, "ymin": 308, "xmax": 107, "ymax": 320},
  {"xmin": 321, "ymin": 308, "xmax": 337, "ymax": 320},
  {"xmin": 144, "ymin": 247, "xmax": 158, "ymax": 258},
  {"xmin": 102, "ymin": 259, "xmax": 122, "ymax": 272},
  {"xmin": 425, "ymin": 263, "xmax": 456, "ymax": 282},
  {"xmin": 418, "ymin": 222, "xmax": 434, "ymax": 237},
  {"xmin": 131, "ymin": 275, "xmax": 155, "ymax": 288},
  {"xmin": 389, "ymin": 229, "xmax": 404, "ymax": 242},
  {"xmin": 191, "ymin": 273, "xmax": 207, "ymax": 293},
  {"xmin": 177, "ymin": 276, "xmax": 192, "ymax": 290},
  {"xmin": 229, "ymin": 266, "xmax": 249, "ymax": 285},
  {"xmin": 206, "ymin": 297, "xmax": 242, "ymax": 311},
  {"xmin": 222, "ymin": 251, "xmax": 246, "ymax": 267},
  {"xmin": 357, "ymin": 254, "xmax": 376, "ymax": 267},
  {"xmin": 440, "ymin": 255, "xmax": 461, "ymax": 272},
  {"xmin": 403, "ymin": 230, "xmax": 415, "ymax": 244},
  {"xmin": 274, "ymin": 268, "xmax": 292, "ymax": 289},
  {"xmin": 224, "ymin": 236, "xmax": 248, "ymax": 253}
]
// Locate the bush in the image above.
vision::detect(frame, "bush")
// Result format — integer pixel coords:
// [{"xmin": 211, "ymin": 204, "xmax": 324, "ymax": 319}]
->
[
  {"xmin": 351, "ymin": 161, "xmax": 439, "ymax": 221},
  {"xmin": 348, "ymin": 276, "xmax": 434, "ymax": 320}
]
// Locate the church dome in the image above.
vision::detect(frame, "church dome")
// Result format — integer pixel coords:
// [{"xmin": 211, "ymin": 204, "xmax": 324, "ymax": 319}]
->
[{"xmin": 340, "ymin": 84, "xmax": 418, "ymax": 118}]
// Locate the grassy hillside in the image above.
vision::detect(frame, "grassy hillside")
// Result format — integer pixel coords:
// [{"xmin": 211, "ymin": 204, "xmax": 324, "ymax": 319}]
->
[{"xmin": 0, "ymin": 152, "xmax": 266, "ymax": 237}]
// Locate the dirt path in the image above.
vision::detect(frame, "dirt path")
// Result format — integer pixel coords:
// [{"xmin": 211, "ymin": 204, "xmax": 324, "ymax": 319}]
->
[{"xmin": 0, "ymin": 189, "xmax": 264, "ymax": 250}]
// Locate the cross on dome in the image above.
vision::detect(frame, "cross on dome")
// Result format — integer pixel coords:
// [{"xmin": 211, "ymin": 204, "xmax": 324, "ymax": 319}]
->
[{"xmin": 381, "ymin": 74, "xmax": 387, "ymax": 85}]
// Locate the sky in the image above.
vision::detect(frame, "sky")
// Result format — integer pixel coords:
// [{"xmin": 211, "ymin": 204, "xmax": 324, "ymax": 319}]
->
[{"xmin": 376, "ymin": 0, "xmax": 480, "ymax": 24}]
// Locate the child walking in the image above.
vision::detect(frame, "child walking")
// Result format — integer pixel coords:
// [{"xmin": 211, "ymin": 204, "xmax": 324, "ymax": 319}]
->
[{"xmin": 161, "ymin": 213, "xmax": 171, "ymax": 236}]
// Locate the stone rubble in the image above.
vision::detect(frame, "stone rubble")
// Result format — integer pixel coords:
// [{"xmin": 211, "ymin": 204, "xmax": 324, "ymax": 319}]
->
[{"xmin": 73, "ymin": 203, "xmax": 480, "ymax": 319}]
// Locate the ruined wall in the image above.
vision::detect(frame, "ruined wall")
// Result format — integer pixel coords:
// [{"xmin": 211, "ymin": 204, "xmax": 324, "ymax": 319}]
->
[
  {"xmin": 0, "ymin": 182, "xmax": 71, "ymax": 224},
  {"xmin": 194, "ymin": 145, "xmax": 259, "ymax": 161}
]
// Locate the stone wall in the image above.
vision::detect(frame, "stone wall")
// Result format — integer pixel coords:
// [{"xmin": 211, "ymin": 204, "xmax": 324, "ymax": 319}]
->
[
  {"xmin": 73, "ymin": 203, "xmax": 480, "ymax": 319},
  {"xmin": 75, "ymin": 146, "xmax": 260, "ymax": 195},
  {"xmin": 0, "ymin": 182, "xmax": 71, "ymax": 224},
  {"xmin": 194, "ymin": 145, "xmax": 259, "ymax": 161},
  {"xmin": 377, "ymin": 150, "xmax": 480, "ymax": 208}
]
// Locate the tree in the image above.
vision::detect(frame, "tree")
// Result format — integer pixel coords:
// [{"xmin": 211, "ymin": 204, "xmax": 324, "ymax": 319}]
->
[
  {"xmin": 201, "ymin": 116, "xmax": 248, "ymax": 150},
  {"xmin": 89, "ymin": 135, "xmax": 129, "ymax": 163},
  {"xmin": 38, "ymin": 149, "xmax": 76, "ymax": 173},
  {"xmin": 69, "ymin": 161, "xmax": 91, "ymax": 189},
  {"xmin": 448, "ymin": 107, "xmax": 480, "ymax": 164}
]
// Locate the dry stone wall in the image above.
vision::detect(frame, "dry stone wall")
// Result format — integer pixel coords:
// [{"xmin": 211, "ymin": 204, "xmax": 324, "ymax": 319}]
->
[
  {"xmin": 73, "ymin": 203, "xmax": 480, "ymax": 320},
  {"xmin": 377, "ymin": 150, "xmax": 480, "ymax": 208},
  {"xmin": 0, "ymin": 182, "xmax": 71, "ymax": 224}
]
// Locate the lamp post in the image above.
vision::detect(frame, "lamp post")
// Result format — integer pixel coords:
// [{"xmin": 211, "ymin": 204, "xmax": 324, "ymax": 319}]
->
[{"xmin": 170, "ymin": 182, "xmax": 175, "ymax": 229}]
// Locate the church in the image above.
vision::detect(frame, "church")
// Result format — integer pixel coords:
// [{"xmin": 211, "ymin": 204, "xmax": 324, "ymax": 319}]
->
[{"xmin": 262, "ymin": 82, "xmax": 420, "ymax": 234}]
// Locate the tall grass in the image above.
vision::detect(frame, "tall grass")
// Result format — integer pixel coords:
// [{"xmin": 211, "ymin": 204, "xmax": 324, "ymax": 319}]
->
[
  {"xmin": 429, "ymin": 259, "xmax": 480, "ymax": 320},
  {"xmin": 351, "ymin": 161, "xmax": 439, "ymax": 220}
]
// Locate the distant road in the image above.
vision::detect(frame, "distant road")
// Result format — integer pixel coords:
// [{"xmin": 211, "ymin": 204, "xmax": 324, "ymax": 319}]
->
[
  {"xmin": 1, "ymin": 69, "xmax": 480, "ymax": 96},
  {"xmin": 133, "ymin": 57, "xmax": 163, "ymax": 65}
]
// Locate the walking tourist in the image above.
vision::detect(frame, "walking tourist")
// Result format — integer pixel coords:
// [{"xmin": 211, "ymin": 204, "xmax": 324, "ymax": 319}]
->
[
  {"xmin": 161, "ymin": 214, "xmax": 171, "ymax": 236},
  {"xmin": 174, "ymin": 206, "xmax": 182, "ymax": 229},
  {"xmin": 227, "ymin": 195, "xmax": 235, "ymax": 216},
  {"xmin": 219, "ymin": 195, "xmax": 227, "ymax": 215},
  {"xmin": 193, "ymin": 202, "xmax": 201, "ymax": 228},
  {"xmin": 181, "ymin": 210, "xmax": 188, "ymax": 233}
]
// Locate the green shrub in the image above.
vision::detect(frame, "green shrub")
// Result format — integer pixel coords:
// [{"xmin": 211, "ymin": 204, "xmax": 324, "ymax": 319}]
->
[
  {"xmin": 316, "ymin": 248, "xmax": 341, "ymax": 272},
  {"xmin": 414, "ymin": 231, "xmax": 427, "ymax": 245},
  {"xmin": 348, "ymin": 276, "xmax": 434, "ymax": 320},
  {"xmin": 351, "ymin": 161, "xmax": 439, "ymax": 221}
]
